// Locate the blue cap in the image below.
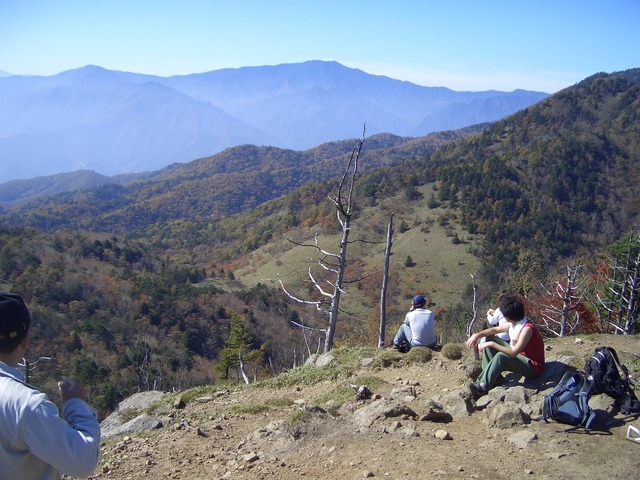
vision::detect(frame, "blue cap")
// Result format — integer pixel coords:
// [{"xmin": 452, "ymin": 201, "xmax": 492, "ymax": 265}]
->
[{"xmin": 413, "ymin": 295, "xmax": 426, "ymax": 305}]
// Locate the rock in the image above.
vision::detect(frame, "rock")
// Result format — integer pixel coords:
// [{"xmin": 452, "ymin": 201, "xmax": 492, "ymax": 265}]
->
[
  {"xmin": 361, "ymin": 357, "xmax": 375, "ymax": 367},
  {"xmin": 589, "ymin": 393, "xmax": 616, "ymax": 413},
  {"xmin": 315, "ymin": 352, "xmax": 336, "ymax": 367},
  {"xmin": 352, "ymin": 400, "xmax": 417, "ymax": 427},
  {"xmin": 103, "ymin": 414, "xmax": 163, "ymax": 438},
  {"xmin": 351, "ymin": 384, "xmax": 373, "ymax": 401},
  {"xmin": 100, "ymin": 391, "xmax": 167, "ymax": 438},
  {"xmin": 435, "ymin": 388, "xmax": 475, "ymax": 417},
  {"xmin": 508, "ymin": 430, "xmax": 538, "ymax": 448},
  {"xmin": 487, "ymin": 403, "xmax": 530, "ymax": 429},
  {"xmin": 414, "ymin": 398, "xmax": 452, "ymax": 423},
  {"xmin": 390, "ymin": 385, "xmax": 416, "ymax": 403},
  {"xmin": 303, "ymin": 405, "xmax": 328, "ymax": 414},
  {"xmin": 522, "ymin": 355, "xmax": 575, "ymax": 390},
  {"xmin": 195, "ymin": 396, "xmax": 214, "ymax": 403},
  {"xmin": 464, "ymin": 363, "xmax": 482, "ymax": 380},
  {"xmin": 305, "ymin": 354, "xmax": 319, "ymax": 366},
  {"xmin": 243, "ymin": 452, "xmax": 260, "ymax": 462},
  {"xmin": 400, "ymin": 426, "xmax": 420, "ymax": 438},
  {"xmin": 434, "ymin": 429, "xmax": 452, "ymax": 440}
]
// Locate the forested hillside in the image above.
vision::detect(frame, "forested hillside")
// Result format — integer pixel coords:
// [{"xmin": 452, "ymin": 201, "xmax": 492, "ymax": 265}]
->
[
  {"xmin": 0, "ymin": 128, "xmax": 481, "ymax": 224},
  {"xmin": 0, "ymin": 69, "xmax": 638, "ymax": 418},
  {"xmin": 433, "ymin": 70, "xmax": 640, "ymax": 279}
]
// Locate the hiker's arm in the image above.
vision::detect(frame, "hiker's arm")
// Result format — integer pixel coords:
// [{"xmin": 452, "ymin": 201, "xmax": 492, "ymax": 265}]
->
[
  {"xmin": 465, "ymin": 323, "xmax": 509, "ymax": 349},
  {"xmin": 479, "ymin": 326, "xmax": 533, "ymax": 358}
]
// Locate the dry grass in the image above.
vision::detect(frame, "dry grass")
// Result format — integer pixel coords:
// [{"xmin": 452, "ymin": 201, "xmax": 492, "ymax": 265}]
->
[{"xmin": 234, "ymin": 183, "xmax": 481, "ymax": 328}]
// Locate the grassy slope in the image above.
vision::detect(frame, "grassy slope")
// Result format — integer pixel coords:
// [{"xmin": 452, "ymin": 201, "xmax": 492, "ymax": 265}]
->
[{"xmin": 233, "ymin": 184, "xmax": 482, "ymax": 342}]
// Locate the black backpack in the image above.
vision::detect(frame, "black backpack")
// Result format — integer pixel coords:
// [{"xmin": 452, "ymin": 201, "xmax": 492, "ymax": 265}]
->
[
  {"xmin": 584, "ymin": 346, "xmax": 640, "ymax": 414},
  {"xmin": 543, "ymin": 370, "xmax": 597, "ymax": 431}
]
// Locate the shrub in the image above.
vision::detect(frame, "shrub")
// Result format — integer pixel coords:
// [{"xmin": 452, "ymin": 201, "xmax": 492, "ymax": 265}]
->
[
  {"xmin": 372, "ymin": 350, "xmax": 404, "ymax": 369},
  {"xmin": 405, "ymin": 346, "xmax": 433, "ymax": 364},
  {"xmin": 441, "ymin": 343, "xmax": 463, "ymax": 360}
]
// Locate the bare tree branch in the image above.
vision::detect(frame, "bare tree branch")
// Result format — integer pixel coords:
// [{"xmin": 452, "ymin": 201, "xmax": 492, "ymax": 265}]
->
[{"xmin": 278, "ymin": 275, "xmax": 323, "ymax": 311}]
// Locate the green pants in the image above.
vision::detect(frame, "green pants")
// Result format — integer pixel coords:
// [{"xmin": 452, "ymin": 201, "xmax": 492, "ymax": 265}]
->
[{"xmin": 477, "ymin": 336, "xmax": 536, "ymax": 389}]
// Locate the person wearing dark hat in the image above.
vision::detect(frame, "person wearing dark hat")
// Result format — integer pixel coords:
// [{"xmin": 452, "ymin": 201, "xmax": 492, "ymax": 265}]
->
[
  {"xmin": 389, "ymin": 294, "xmax": 437, "ymax": 352},
  {"xmin": 0, "ymin": 291, "xmax": 101, "ymax": 480}
]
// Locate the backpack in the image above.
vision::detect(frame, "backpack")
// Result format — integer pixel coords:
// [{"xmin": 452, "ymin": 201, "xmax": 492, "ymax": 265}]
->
[
  {"xmin": 543, "ymin": 370, "xmax": 597, "ymax": 431},
  {"xmin": 584, "ymin": 346, "xmax": 640, "ymax": 415}
]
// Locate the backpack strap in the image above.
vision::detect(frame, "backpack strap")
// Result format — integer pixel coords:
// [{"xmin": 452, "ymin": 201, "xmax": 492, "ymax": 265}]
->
[
  {"xmin": 619, "ymin": 388, "xmax": 640, "ymax": 414},
  {"xmin": 602, "ymin": 347, "xmax": 640, "ymax": 412},
  {"xmin": 605, "ymin": 347, "xmax": 629, "ymax": 377},
  {"xmin": 583, "ymin": 408, "xmax": 597, "ymax": 431},
  {"xmin": 606, "ymin": 347, "xmax": 634, "ymax": 389}
]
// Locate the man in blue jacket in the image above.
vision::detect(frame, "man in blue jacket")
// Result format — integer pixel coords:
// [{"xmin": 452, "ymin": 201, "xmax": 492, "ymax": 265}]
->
[{"xmin": 0, "ymin": 291, "xmax": 101, "ymax": 479}]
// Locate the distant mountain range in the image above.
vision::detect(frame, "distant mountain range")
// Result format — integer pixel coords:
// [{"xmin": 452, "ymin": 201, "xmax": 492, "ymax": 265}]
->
[{"xmin": 0, "ymin": 61, "xmax": 548, "ymax": 183}]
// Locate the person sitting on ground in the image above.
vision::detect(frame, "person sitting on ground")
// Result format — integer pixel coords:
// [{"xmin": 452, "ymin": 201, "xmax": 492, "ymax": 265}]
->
[
  {"xmin": 0, "ymin": 291, "xmax": 101, "ymax": 480},
  {"xmin": 389, "ymin": 295, "xmax": 437, "ymax": 352},
  {"xmin": 465, "ymin": 293, "xmax": 544, "ymax": 400}
]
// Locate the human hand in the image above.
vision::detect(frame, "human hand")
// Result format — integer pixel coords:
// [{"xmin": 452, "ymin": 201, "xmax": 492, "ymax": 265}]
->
[
  {"xmin": 58, "ymin": 377, "xmax": 87, "ymax": 402},
  {"xmin": 465, "ymin": 334, "xmax": 478, "ymax": 349},
  {"xmin": 478, "ymin": 341, "xmax": 494, "ymax": 351}
]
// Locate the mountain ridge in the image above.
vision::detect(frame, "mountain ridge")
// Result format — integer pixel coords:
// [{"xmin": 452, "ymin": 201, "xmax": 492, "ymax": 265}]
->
[
  {"xmin": 0, "ymin": 60, "xmax": 547, "ymax": 183},
  {"xmin": 0, "ymin": 127, "xmax": 483, "ymax": 217}
]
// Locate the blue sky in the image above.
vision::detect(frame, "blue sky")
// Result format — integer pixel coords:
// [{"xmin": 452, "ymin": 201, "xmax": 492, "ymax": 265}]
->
[{"xmin": 1, "ymin": 0, "xmax": 638, "ymax": 92}]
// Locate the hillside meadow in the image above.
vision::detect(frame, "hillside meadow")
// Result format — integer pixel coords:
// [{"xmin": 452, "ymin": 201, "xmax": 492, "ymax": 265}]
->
[{"xmin": 234, "ymin": 183, "xmax": 483, "ymax": 343}]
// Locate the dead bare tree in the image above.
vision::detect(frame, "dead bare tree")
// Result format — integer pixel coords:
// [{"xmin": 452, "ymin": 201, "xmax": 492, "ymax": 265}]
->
[
  {"xmin": 238, "ymin": 353, "xmax": 250, "ymax": 385},
  {"xmin": 279, "ymin": 130, "xmax": 365, "ymax": 352},
  {"xmin": 596, "ymin": 232, "xmax": 640, "ymax": 334},
  {"xmin": 18, "ymin": 356, "xmax": 51, "ymax": 384},
  {"xmin": 378, "ymin": 212, "xmax": 394, "ymax": 348},
  {"xmin": 467, "ymin": 273, "xmax": 479, "ymax": 360},
  {"xmin": 536, "ymin": 264, "xmax": 585, "ymax": 336}
]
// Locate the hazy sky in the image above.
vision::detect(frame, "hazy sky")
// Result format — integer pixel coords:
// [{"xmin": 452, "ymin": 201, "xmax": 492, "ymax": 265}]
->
[{"xmin": 1, "ymin": 0, "xmax": 638, "ymax": 92}]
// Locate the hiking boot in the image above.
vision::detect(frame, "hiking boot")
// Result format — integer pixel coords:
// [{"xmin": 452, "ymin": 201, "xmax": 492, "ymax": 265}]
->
[{"xmin": 469, "ymin": 382, "xmax": 487, "ymax": 401}]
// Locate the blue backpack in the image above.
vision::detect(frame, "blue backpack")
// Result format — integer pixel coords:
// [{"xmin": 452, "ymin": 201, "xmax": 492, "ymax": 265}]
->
[{"xmin": 543, "ymin": 371, "xmax": 597, "ymax": 431}]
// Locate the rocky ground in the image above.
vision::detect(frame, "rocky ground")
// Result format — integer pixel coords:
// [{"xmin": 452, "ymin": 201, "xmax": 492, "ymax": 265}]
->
[{"xmin": 83, "ymin": 334, "xmax": 640, "ymax": 480}]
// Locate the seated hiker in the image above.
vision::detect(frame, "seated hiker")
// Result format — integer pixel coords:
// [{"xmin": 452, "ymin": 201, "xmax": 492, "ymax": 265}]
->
[
  {"xmin": 465, "ymin": 293, "xmax": 544, "ymax": 399},
  {"xmin": 389, "ymin": 295, "xmax": 437, "ymax": 352}
]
